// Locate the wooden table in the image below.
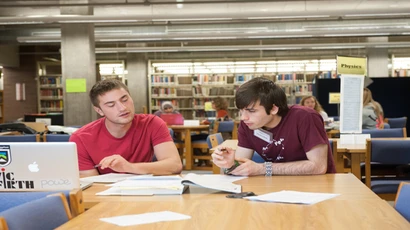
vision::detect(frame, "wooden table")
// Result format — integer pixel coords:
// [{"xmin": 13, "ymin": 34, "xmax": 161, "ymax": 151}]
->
[
  {"xmin": 168, "ymin": 125, "xmax": 209, "ymax": 170},
  {"xmin": 58, "ymin": 174, "xmax": 410, "ymax": 229}
]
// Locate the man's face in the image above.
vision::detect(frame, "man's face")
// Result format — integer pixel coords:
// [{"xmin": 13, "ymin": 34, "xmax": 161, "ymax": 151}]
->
[
  {"xmin": 94, "ymin": 88, "xmax": 135, "ymax": 125},
  {"xmin": 239, "ymin": 100, "xmax": 277, "ymax": 130}
]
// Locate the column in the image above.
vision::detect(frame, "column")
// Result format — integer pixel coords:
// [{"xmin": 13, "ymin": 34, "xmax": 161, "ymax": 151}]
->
[
  {"xmin": 126, "ymin": 53, "xmax": 149, "ymax": 114},
  {"xmin": 60, "ymin": 2, "xmax": 97, "ymax": 126},
  {"xmin": 367, "ymin": 37, "xmax": 389, "ymax": 78}
]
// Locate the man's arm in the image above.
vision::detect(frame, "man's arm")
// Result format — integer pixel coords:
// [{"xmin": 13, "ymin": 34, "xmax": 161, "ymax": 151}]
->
[
  {"xmin": 232, "ymin": 144, "xmax": 328, "ymax": 176},
  {"xmin": 268, "ymin": 144, "xmax": 328, "ymax": 175},
  {"xmin": 100, "ymin": 141, "xmax": 183, "ymax": 175},
  {"xmin": 80, "ymin": 169, "xmax": 99, "ymax": 178}
]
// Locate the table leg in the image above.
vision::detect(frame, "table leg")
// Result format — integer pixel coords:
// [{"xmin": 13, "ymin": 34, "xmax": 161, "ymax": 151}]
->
[
  {"xmin": 184, "ymin": 128, "xmax": 192, "ymax": 170},
  {"xmin": 351, "ymin": 154, "xmax": 362, "ymax": 180}
]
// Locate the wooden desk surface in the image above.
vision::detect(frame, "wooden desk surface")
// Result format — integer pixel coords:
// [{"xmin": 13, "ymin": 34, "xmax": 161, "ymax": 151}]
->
[{"xmin": 59, "ymin": 174, "xmax": 410, "ymax": 230}]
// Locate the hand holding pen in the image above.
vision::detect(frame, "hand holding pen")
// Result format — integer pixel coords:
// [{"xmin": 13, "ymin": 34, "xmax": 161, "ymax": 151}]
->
[{"xmin": 211, "ymin": 146, "xmax": 236, "ymax": 169}]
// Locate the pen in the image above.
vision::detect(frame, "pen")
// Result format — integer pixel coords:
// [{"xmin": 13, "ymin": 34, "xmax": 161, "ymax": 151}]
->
[{"xmin": 94, "ymin": 164, "xmax": 101, "ymax": 168}]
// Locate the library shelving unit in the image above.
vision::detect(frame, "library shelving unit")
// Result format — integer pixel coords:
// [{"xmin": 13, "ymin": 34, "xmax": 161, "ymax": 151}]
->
[
  {"xmin": 37, "ymin": 61, "xmax": 64, "ymax": 113},
  {"xmin": 392, "ymin": 57, "xmax": 410, "ymax": 77},
  {"xmin": 148, "ymin": 59, "xmax": 337, "ymax": 120}
]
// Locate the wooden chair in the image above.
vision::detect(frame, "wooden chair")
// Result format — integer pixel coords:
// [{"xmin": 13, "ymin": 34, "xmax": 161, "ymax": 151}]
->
[
  {"xmin": 0, "ymin": 134, "xmax": 40, "ymax": 142},
  {"xmin": 0, "ymin": 193, "xmax": 72, "ymax": 230},
  {"xmin": 168, "ymin": 128, "xmax": 185, "ymax": 166},
  {"xmin": 386, "ymin": 117, "xmax": 407, "ymax": 129},
  {"xmin": 0, "ymin": 188, "xmax": 84, "ymax": 218},
  {"xmin": 394, "ymin": 182, "xmax": 410, "ymax": 222},
  {"xmin": 364, "ymin": 139, "xmax": 410, "ymax": 200},
  {"xmin": 213, "ymin": 121, "xmax": 235, "ymax": 139},
  {"xmin": 43, "ymin": 133, "xmax": 71, "ymax": 142}
]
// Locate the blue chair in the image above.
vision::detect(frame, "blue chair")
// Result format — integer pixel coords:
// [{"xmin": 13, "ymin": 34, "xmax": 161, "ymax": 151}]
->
[
  {"xmin": 395, "ymin": 182, "xmax": 410, "ymax": 222},
  {"xmin": 43, "ymin": 133, "xmax": 71, "ymax": 142},
  {"xmin": 364, "ymin": 139, "xmax": 410, "ymax": 200},
  {"xmin": 0, "ymin": 134, "xmax": 40, "ymax": 142},
  {"xmin": 383, "ymin": 123, "xmax": 390, "ymax": 129},
  {"xmin": 0, "ymin": 193, "xmax": 72, "ymax": 230},
  {"xmin": 0, "ymin": 189, "xmax": 84, "ymax": 217},
  {"xmin": 362, "ymin": 128, "xmax": 407, "ymax": 138},
  {"xmin": 386, "ymin": 117, "xmax": 407, "ymax": 129}
]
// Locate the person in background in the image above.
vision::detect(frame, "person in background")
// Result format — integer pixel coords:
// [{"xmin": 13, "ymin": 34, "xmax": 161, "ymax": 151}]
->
[
  {"xmin": 70, "ymin": 79, "xmax": 182, "ymax": 177},
  {"xmin": 211, "ymin": 77, "xmax": 335, "ymax": 176},
  {"xmin": 362, "ymin": 88, "xmax": 384, "ymax": 129},
  {"xmin": 300, "ymin": 95, "xmax": 329, "ymax": 122},
  {"xmin": 212, "ymin": 97, "xmax": 230, "ymax": 120},
  {"xmin": 153, "ymin": 101, "xmax": 179, "ymax": 117}
]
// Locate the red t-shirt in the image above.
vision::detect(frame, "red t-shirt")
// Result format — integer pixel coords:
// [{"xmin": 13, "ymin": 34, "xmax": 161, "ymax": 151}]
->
[
  {"xmin": 70, "ymin": 114, "xmax": 172, "ymax": 174},
  {"xmin": 217, "ymin": 109, "xmax": 229, "ymax": 119},
  {"xmin": 238, "ymin": 105, "xmax": 336, "ymax": 173}
]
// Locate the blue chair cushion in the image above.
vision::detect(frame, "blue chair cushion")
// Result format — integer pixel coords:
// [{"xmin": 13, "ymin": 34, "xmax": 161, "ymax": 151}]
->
[
  {"xmin": 371, "ymin": 180, "xmax": 410, "ymax": 194},
  {"xmin": 252, "ymin": 152, "xmax": 265, "ymax": 163}
]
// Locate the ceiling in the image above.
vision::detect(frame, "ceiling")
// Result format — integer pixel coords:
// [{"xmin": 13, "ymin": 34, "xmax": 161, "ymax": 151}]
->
[{"xmin": 2, "ymin": 0, "xmax": 410, "ymax": 60}]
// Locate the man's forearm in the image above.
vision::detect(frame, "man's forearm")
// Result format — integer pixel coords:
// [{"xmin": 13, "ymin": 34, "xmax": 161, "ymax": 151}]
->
[
  {"xmin": 127, "ymin": 158, "xmax": 183, "ymax": 175},
  {"xmin": 265, "ymin": 160, "xmax": 327, "ymax": 175}
]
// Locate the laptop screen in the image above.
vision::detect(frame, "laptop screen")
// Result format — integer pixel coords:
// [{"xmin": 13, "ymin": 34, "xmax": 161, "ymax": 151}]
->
[{"xmin": 0, "ymin": 142, "xmax": 80, "ymax": 191}]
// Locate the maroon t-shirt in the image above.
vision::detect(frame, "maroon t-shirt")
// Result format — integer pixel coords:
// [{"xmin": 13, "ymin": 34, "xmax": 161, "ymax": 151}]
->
[{"xmin": 238, "ymin": 105, "xmax": 336, "ymax": 173}]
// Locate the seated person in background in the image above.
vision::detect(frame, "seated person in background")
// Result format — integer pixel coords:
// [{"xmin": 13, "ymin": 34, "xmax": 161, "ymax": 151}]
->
[
  {"xmin": 70, "ymin": 79, "xmax": 182, "ymax": 177},
  {"xmin": 153, "ymin": 101, "xmax": 179, "ymax": 117},
  {"xmin": 212, "ymin": 77, "xmax": 336, "ymax": 176},
  {"xmin": 212, "ymin": 97, "xmax": 230, "ymax": 121},
  {"xmin": 300, "ymin": 95, "xmax": 329, "ymax": 122},
  {"xmin": 362, "ymin": 88, "xmax": 384, "ymax": 129}
]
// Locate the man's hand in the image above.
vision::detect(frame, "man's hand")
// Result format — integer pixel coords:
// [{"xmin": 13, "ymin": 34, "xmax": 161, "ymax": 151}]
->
[
  {"xmin": 211, "ymin": 146, "xmax": 235, "ymax": 169},
  {"xmin": 229, "ymin": 157, "xmax": 265, "ymax": 176},
  {"xmin": 99, "ymin": 154, "xmax": 131, "ymax": 173}
]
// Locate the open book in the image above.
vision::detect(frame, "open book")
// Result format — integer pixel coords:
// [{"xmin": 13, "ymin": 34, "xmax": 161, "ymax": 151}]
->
[{"xmin": 96, "ymin": 173, "xmax": 243, "ymax": 196}]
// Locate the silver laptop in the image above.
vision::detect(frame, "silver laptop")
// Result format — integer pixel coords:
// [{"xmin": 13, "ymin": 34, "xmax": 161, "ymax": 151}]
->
[{"xmin": 0, "ymin": 142, "xmax": 80, "ymax": 191}]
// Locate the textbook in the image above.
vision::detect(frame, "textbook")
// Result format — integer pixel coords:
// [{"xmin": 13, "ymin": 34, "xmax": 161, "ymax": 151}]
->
[{"xmin": 96, "ymin": 173, "xmax": 243, "ymax": 196}]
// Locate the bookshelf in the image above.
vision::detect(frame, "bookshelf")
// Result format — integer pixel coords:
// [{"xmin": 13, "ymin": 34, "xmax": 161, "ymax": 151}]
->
[
  {"xmin": 148, "ymin": 59, "xmax": 337, "ymax": 120},
  {"xmin": 392, "ymin": 57, "xmax": 410, "ymax": 77},
  {"xmin": 37, "ymin": 61, "xmax": 64, "ymax": 113}
]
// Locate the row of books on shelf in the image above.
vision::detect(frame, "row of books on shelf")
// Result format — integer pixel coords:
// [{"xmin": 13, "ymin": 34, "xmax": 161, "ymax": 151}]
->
[
  {"xmin": 394, "ymin": 69, "xmax": 410, "ymax": 77},
  {"xmin": 151, "ymin": 75, "xmax": 176, "ymax": 84},
  {"xmin": 39, "ymin": 76, "xmax": 62, "ymax": 85},
  {"xmin": 281, "ymin": 85, "xmax": 313, "ymax": 95},
  {"xmin": 40, "ymin": 89, "xmax": 63, "ymax": 97},
  {"xmin": 40, "ymin": 101, "xmax": 63, "ymax": 109}
]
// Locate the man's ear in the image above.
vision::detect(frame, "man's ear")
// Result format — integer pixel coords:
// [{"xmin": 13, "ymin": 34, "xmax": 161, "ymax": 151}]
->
[
  {"xmin": 93, "ymin": 106, "xmax": 104, "ymax": 117},
  {"xmin": 270, "ymin": 105, "xmax": 279, "ymax": 115}
]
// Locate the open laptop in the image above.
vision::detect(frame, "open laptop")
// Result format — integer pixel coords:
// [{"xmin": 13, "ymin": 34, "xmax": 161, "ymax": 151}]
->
[
  {"xmin": 0, "ymin": 142, "xmax": 80, "ymax": 191},
  {"xmin": 160, "ymin": 113, "xmax": 184, "ymax": 125}
]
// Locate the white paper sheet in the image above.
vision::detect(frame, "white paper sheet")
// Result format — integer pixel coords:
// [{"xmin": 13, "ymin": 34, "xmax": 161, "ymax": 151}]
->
[
  {"xmin": 100, "ymin": 211, "xmax": 191, "ymax": 227},
  {"xmin": 339, "ymin": 74, "xmax": 364, "ymax": 133},
  {"xmin": 80, "ymin": 173, "xmax": 146, "ymax": 183},
  {"xmin": 244, "ymin": 190, "xmax": 339, "ymax": 205}
]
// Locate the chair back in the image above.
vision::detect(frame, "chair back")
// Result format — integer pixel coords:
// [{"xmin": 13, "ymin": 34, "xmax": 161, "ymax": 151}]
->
[
  {"xmin": 365, "ymin": 139, "xmax": 410, "ymax": 188},
  {"xmin": 362, "ymin": 128, "xmax": 407, "ymax": 138},
  {"xmin": 252, "ymin": 152, "xmax": 265, "ymax": 163},
  {"xmin": 0, "ymin": 193, "xmax": 72, "ymax": 230},
  {"xmin": 387, "ymin": 117, "xmax": 407, "ymax": 129},
  {"xmin": 0, "ymin": 189, "xmax": 84, "ymax": 218},
  {"xmin": 43, "ymin": 133, "xmax": 71, "ymax": 142},
  {"xmin": 213, "ymin": 121, "xmax": 234, "ymax": 133},
  {"xmin": 383, "ymin": 123, "xmax": 390, "ymax": 129},
  {"xmin": 395, "ymin": 182, "xmax": 410, "ymax": 221},
  {"xmin": 0, "ymin": 134, "xmax": 40, "ymax": 142},
  {"xmin": 206, "ymin": 133, "xmax": 224, "ymax": 148}
]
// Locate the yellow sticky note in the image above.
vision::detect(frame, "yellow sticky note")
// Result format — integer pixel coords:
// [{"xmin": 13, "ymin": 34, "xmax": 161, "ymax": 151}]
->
[
  {"xmin": 66, "ymin": 79, "xmax": 87, "ymax": 93},
  {"xmin": 329, "ymin": 93, "xmax": 340, "ymax": 104}
]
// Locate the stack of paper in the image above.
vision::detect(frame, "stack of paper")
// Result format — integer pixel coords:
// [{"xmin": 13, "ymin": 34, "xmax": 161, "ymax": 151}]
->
[{"xmin": 244, "ymin": 190, "xmax": 339, "ymax": 205}]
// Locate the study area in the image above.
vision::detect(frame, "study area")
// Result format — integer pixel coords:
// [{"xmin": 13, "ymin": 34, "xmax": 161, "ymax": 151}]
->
[{"xmin": 1, "ymin": 0, "xmax": 410, "ymax": 229}]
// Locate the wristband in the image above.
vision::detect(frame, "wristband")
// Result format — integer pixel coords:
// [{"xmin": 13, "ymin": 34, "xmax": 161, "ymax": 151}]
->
[
  {"xmin": 265, "ymin": 162, "xmax": 272, "ymax": 176},
  {"xmin": 224, "ymin": 160, "xmax": 239, "ymax": 175}
]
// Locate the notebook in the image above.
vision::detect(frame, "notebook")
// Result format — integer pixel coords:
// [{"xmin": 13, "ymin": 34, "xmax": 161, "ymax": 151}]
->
[
  {"xmin": 160, "ymin": 113, "xmax": 184, "ymax": 125},
  {"xmin": 0, "ymin": 142, "xmax": 80, "ymax": 191}
]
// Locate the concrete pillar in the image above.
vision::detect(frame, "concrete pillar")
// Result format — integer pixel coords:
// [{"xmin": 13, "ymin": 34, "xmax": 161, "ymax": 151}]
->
[
  {"xmin": 367, "ymin": 37, "xmax": 389, "ymax": 78},
  {"xmin": 126, "ymin": 54, "xmax": 148, "ymax": 114},
  {"xmin": 60, "ymin": 2, "xmax": 97, "ymax": 126}
]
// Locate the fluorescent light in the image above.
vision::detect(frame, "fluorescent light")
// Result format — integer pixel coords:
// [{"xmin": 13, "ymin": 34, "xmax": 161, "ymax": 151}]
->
[
  {"xmin": 57, "ymin": 19, "xmax": 139, "ymax": 23},
  {"xmin": 152, "ymin": 18, "xmax": 232, "ymax": 22},
  {"xmin": 248, "ymin": 15, "xmax": 330, "ymax": 20},
  {"xmin": 345, "ymin": 13, "xmax": 410, "ymax": 17}
]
